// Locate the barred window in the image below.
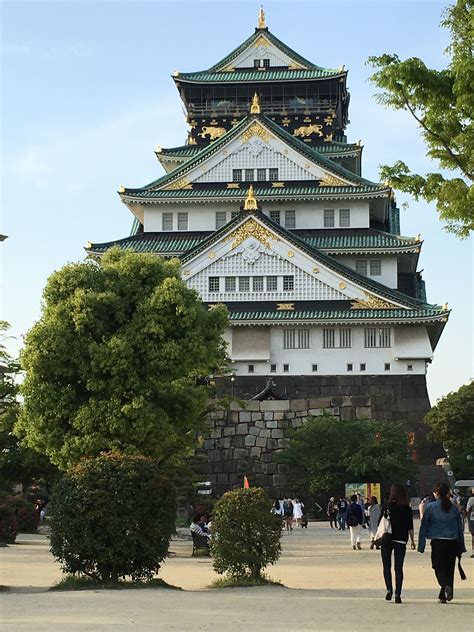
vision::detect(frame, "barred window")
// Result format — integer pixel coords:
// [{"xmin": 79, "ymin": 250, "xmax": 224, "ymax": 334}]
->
[
  {"xmin": 248, "ymin": 364, "xmax": 255, "ymax": 373},
  {"xmin": 245, "ymin": 169, "xmax": 254, "ymax": 181},
  {"xmin": 177, "ymin": 212, "xmax": 188, "ymax": 231},
  {"xmin": 339, "ymin": 209, "xmax": 350, "ymax": 227},
  {"xmin": 365, "ymin": 327, "xmax": 391, "ymax": 348},
  {"xmin": 283, "ymin": 364, "xmax": 289, "ymax": 372},
  {"xmin": 208, "ymin": 277, "xmax": 220, "ymax": 293},
  {"xmin": 356, "ymin": 260, "xmax": 367, "ymax": 276},
  {"xmin": 283, "ymin": 275, "xmax": 294, "ymax": 291},
  {"xmin": 283, "ymin": 329, "xmax": 296, "ymax": 349},
  {"xmin": 407, "ymin": 364, "xmax": 413, "ymax": 371},
  {"xmin": 384, "ymin": 363, "xmax": 391, "ymax": 371},
  {"xmin": 324, "ymin": 209, "xmax": 335, "ymax": 228},
  {"xmin": 339, "ymin": 328, "xmax": 352, "ymax": 348},
  {"xmin": 215, "ymin": 211, "xmax": 227, "ymax": 229},
  {"xmin": 162, "ymin": 212, "xmax": 173, "ymax": 231},
  {"xmin": 233, "ymin": 169, "xmax": 242, "ymax": 182},
  {"xmin": 225, "ymin": 277, "xmax": 236, "ymax": 292},
  {"xmin": 263, "ymin": 58, "xmax": 270, "ymax": 68},
  {"xmin": 257, "ymin": 168, "xmax": 266, "ymax": 181},
  {"xmin": 360, "ymin": 363, "xmax": 366, "ymax": 371},
  {"xmin": 283, "ymin": 329, "xmax": 310, "ymax": 349},
  {"xmin": 253, "ymin": 59, "xmax": 260, "ymax": 68},
  {"xmin": 347, "ymin": 363, "xmax": 353, "ymax": 372},
  {"xmin": 323, "ymin": 328, "xmax": 335, "ymax": 348},
  {"xmin": 270, "ymin": 364, "xmax": 276, "ymax": 373},
  {"xmin": 312, "ymin": 364, "xmax": 318, "ymax": 372},
  {"xmin": 370, "ymin": 260, "xmax": 382, "ymax": 276},
  {"xmin": 379, "ymin": 327, "xmax": 391, "ymax": 347},
  {"xmin": 252, "ymin": 276, "xmax": 264, "ymax": 292},
  {"xmin": 238, "ymin": 277, "xmax": 250, "ymax": 292},
  {"xmin": 269, "ymin": 210, "xmax": 281, "ymax": 224},
  {"xmin": 364, "ymin": 327, "xmax": 377, "ymax": 348},
  {"xmin": 298, "ymin": 329, "xmax": 310, "ymax": 348},
  {"xmin": 285, "ymin": 210, "xmax": 296, "ymax": 228},
  {"xmin": 266, "ymin": 276, "xmax": 278, "ymax": 291},
  {"xmin": 269, "ymin": 168, "xmax": 278, "ymax": 180}
]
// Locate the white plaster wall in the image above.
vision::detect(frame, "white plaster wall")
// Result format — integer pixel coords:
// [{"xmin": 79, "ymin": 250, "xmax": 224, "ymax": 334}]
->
[
  {"xmin": 333, "ymin": 255, "xmax": 398, "ymax": 288},
  {"xmin": 227, "ymin": 325, "xmax": 428, "ymax": 375},
  {"xmin": 228, "ymin": 38, "xmax": 298, "ymax": 69},
  {"xmin": 394, "ymin": 326, "xmax": 433, "ymax": 359}
]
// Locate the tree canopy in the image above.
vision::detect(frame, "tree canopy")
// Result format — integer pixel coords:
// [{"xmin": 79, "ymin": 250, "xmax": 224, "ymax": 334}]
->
[
  {"xmin": 425, "ymin": 381, "xmax": 474, "ymax": 478},
  {"xmin": 368, "ymin": 0, "xmax": 473, "ymax": 237},
  {"xmin": 16, "ymin": 249, "xmax": 228, "ymax": 470},
  {"xmin": 277, "ymin": 414, "xmax": 415, "ymax": 494}
]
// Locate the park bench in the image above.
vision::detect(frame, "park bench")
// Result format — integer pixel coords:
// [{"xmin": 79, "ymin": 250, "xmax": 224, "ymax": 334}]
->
[{"xmin": 191, "ymin": 531, "xmax": 210, "ymax": 556}]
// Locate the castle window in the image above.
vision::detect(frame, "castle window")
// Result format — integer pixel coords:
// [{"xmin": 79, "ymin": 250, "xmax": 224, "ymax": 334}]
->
[
  {"xmin": 177, "ymin": 212, "xmax": 188, "ymax": 231},
  {"xmin": 339, "ymin": 328, "xmax": 352, "ymax": 348},
  {"xmin": 248, "ymin": 364, "xmax": 255, "ymax": 373},
  {"xmin": 285, "ymin": 210, "xmax": 296, "ymax": 228},
  {"xmin": 225, "ymin": 277, "xmax": 236, "ymax": 292},
  {"xmin": 238, "ymin": 277, "xmax": 250, "ymax": 292},
  {"xmin": 257, "ymin": 168, "xmax": 266, "ymax": 181},
  {"xmin": 233, "ymin": 169, "xmax": 242, "ymax": 182},
  {"xmin": 269, "ymin": 168, "xmax": 278, "ymax": 180},
  {"xmin": 347, "ymin": 363, "xmax": 353, "ymax": 372},
  {"xmin": 360, "ymin": 363, "xmax": 366, "ymax": 371},
  {"xmin": 356, "ymin": 260, "xmax": 367, "ymax": 276},
  {"xmin": 252, "ymin": 276, "xmax": 264, "ymax": 292},
  {"xmin": 253, "ymin": 59, "xmax": 260, "ymax": 68},
  {"xmin": 312, "ymin": 364, "xmax": 318, "ymax": 372},
  {"xmin": 245, "ymin": 169, "xmax": 254, "ymax": 181},
  {"xmin": 407, "ymin": 364, "xmax": 413, "ymax": 371},
  {"xmin": 284, "ymin": 328, "xmax": 310, "ymax": 349},
  {"xmin": 365, "ymin": 327, "xmax": 391, "ymax": 348},
  {"xmin": 323, "ymin": 328, "xmax": 335, "ymax": 348},
  {"xmin": 216, "ymin": 211, "xmax": 227, "ymax": 229},
  {"xmin": 379, "ymin": 328, "xmax": 391, "ymax": 347},
  {"xmin": 263, "ymin": 59, "xmax": 270, "ymax": 68},
  {"xmin": 162, "ymin": 212, "xmax": 173, "ymax": 231},
  {"xmin": 266, "ymin": 276, "xmax": 278, "ymax": 291},
  {"xmin": 208, "ymin": 277, "xmax": 220, "ymax": 293},
  {"xmin": 269, "ymin": 210, "xmax": 281, "ymax": 224},
  {"xmin": 339, "ymin": 209, "xmax": 350, "ymax": 227},
  {"xmin": 370, "ymin": 260, "xmax": 382, "ymax": 276},
  {"xmin": 324, "ymin": 209, "xmax": 335, "ymax": 228},
  {"xmin": 283, "ymin": 364, "xmax": 289, "ymax": 372},
  {"xmin": 283, "ymin": 275, "xmax": 294, "ymax": 291},
  {"xmin": 384, "ymin": 363, "xmax": 391, "ymax": 371},
  {"xmin": 270, "ymin": 364, "xmax": 277, "ymax": 373}
]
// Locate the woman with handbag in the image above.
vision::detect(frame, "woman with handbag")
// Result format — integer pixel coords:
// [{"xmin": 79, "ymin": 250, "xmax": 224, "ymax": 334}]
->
[
  {"xmin": 378, "ymin": 484, "xmax": 415, "ymax": 604},
  {"xmin": 418, "ymin": 483, "xmax": 466, "ymax": 603}
]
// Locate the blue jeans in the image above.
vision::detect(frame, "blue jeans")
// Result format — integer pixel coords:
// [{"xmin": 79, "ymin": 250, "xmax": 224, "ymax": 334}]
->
[
  {"xmin": 381, "ymin": 541, "xmax": 406, "ymax": 596},
  {"xmin": 337, "ymin": 512, "xmax": 346, "ymax": 530}
]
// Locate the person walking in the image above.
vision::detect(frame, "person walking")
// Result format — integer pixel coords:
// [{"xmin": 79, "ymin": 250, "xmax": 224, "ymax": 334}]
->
[
  {"xmin": 347, "ymin": 494, "xmax": 364, "ymax": 550},
  {"xmin": 466, "ymin": 489, "xmax": 474, "ymax": 557},
  {"xmin": 380, "ymin": 484, "xmax": 415, "ymax": 604},
  {"xmin": 418, "ymin": 483, "xmax": 466, "ymax": 603},
  {"xmin": 292, "ymin": 498, "xmax": 304, "ymax": 528},
  {"xmin": 283, "ymin": 496, "xmax": 294, "ymax": 534},
  {"xmin": 337, "ymin": 496, "xmax": 348, "ymax": 531},
  {"xmin": 327, "ymin": 497, "xmax": 338, "ymax": 529},
  {"xmin": 367, "ymin": 496, "xmax": 381, "ymax": 549}
]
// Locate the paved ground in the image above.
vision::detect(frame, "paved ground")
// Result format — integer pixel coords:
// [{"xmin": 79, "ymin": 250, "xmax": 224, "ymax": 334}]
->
[{"xmin": 1, "ymin": 521, "xmax": 473, "ymax": 631}]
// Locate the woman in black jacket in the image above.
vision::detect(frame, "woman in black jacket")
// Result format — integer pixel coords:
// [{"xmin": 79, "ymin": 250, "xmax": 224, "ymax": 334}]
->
[{"xmin": 380, "ymin": 484, "xmax": 416, "ymax": 604}]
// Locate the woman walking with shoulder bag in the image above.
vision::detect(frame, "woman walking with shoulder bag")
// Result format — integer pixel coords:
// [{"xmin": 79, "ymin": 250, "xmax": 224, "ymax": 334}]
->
[
  {"xmin": 379, "ymin": 484, "xmax": 415, "ymax": 604},
  {"xmin": 418, "ymin": 483, "xmax": 466, "ymax": 603}
]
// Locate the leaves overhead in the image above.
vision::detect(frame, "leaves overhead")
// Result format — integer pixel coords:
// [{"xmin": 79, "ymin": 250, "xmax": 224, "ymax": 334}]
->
[
  {"xmin": 16, "ymin": 249, "xmax": 228, "ymax": 470},
  {"xmin": 368, "ymin": 1, "xmax": 474, "ymax": 237}
]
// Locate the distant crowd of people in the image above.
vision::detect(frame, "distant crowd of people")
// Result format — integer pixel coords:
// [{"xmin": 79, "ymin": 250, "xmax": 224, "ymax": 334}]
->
[{"xmin": 271, "ymin": 497, "xmax": 307, "ymax": 532}]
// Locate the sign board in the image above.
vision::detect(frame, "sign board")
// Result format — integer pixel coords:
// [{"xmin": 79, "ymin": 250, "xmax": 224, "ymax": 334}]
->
[{"xmin": 345, "ymin": 482, "xmax": 381, "ymax": 504}]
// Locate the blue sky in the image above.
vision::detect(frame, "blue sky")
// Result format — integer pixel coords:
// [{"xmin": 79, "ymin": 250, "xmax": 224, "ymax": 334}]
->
[{"xmin": 1, "ymin": 0, "xmax": 472, "ymax": 403}]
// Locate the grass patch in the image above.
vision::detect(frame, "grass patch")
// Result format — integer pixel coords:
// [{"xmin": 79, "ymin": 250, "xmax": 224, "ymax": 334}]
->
[
  {"xmin": 210, "ymin": 574, "xmax": 283, "ymax": 589},
  {"xmin": 50, "ymin": 575, "xmax": 180, "ymax": 591}
]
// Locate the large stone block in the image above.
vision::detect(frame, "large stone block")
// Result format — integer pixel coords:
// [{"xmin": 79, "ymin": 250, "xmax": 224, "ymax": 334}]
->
[
  {"xmin": 250, "ymin": 446, "xmax": 262, "ymax": 459},
  {"xmin": 340, "ymin": 407, "xmax": 355, "ymax": 421},
  {"xmin": 256, "ymin": 437, "xmax": 267, "ymax": 447},
  {"xmin": 260, "ymin": 428, "xmax": 271, "ymax": 438},
  {"xmin": 219, "ymin": 437, "xmax": 232, "ymax": 449},
  {"xmin": 308, "ymin": 397, "xmax": 331, "ymax": 408},
  {"xmin": 240, "ymin": 411, "xmax": 252, "ymax": 423},
  {"xmin": 249, "ymin": 426, "xmax": 260, "ymax": 436},
  {"xmin": 355, "ymin": 406, "xmax": 372, "ymax": 419},
  {"xmin": 252, "ymin": 412, "xmax": 263, "ymax": 421},
  {"xmin": 229, "ymin": 401, "xmax": 245, "ymax": 411},
  {"xmin": 260, "ymin": 400, "xmax": 290, "ymax": 411},
  {"xmin": 272, "ymin": 474, "xmax": 287, "ymax": 486},
  {"xmin": 209, "ymin": 429, "xmax": 222, "ymax": 439},
  {"xmin": 223, "ymin": 460, "xmax": 236, "ymax": 474},
  {"xmin": 264, "ymin": 463, "xmax": 277, "ymax": 475},
  {"xmin": 266, "ymin": 420, "xmax": 278, "ymax": 429},
  {"xmin": 217, "ymin": 473, "xmax": 229, "ymax": 484},
  {"xmin": 271, "ymin": 429, "xmax": 284, "ymax": 439},
  {"xmin": 308, "ymin": 408, "xmax": 323, "ymax": 416},
  {"xmin": 289, "ymin": 399, "xmax": 307, "ymax": 411},
  {"xmin": 261, "ymin": 452, "xmax": 273, "ymax": 462},
  {"xmin": 266, "ymin": 438, "xmax": 278, "ymax": 450},
  {"xmin": 236, "ymin": 423, "xmax": 249, "ymax": 435},
  {"xmin": 245, "ymin": 435, "xmax": 257, "ymax": 447},
  {"xmin": 204, "ymin": 439, "xmax": 215, "ymax": 450},
  {"xmin": 263, "ymin": 411, "xmax": 274, "ymax": 421},
  {"xmin": 274, "ymin": 412, "xmax": 285, "ymax": 420},
  {"xmin": 234, "ymin": 448, "xmax": 250, "ymax": 459}
]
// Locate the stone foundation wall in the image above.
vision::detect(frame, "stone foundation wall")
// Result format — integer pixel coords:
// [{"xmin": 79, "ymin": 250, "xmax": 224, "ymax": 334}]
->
[{"xmin": 203, "ymin": 375, "xmax": 442, "ymax": 497}]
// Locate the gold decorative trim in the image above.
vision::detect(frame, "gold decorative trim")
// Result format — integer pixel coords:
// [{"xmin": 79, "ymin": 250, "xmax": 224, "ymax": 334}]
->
[
  {"xmin": 183, "ymin": 270, "xmax": 190, "ymax": 276},
  {"xmin": 288, "ymin": 63, "xmax": 303, "ymax": 70},
  {"xmin": 165, "ymin": 177, "xmax": 193, "ymax": 191},
  {"xmin": 241, "ymin": 122, "xmax": 272, "ymax": 144},
  {"xmin": 339, "ymin": 282, "xmax": 346, "ymax": 289},
  {"xmin": 324, "ymin": 132, "xmax": 333, "ymax": 142},
  {"xmin": 244, "ymin": 185, "xmax": 258, "ymax": 210},
  {"xmin": 253, "ymin": 34, "xmax": 269, "ymax": 47},
  {"xmin": 350, "ymin": 292, "xmax": 397, "ymax": 310},
  {"xmin": 319, "ymin": 173, "xmax": 347, "ymax": 187},
  {"xmin": 85, "ymin": 240, "xmax": 92, "ymax": 249},
  {"xmin": 227, "ymin": 183, "xmax": 240, "ymax": 189},
  {"xmin": 223, "ymin": 217, "xmax": 280, "ymax": 250},
  {"xmin": 271, "ymin": 182, "xmax": 285, "ymax": 188},
  {"xmin": 208, "ymin": 252, "xmax": 215, "ymax": 259},
  {"xmin": 119, "ymin": 184, "xmax": 125, "ymax": 193},
  {"xmin": 155, "ymin": 145, "xmax": 162, "ymax": 153},
  {"xmin": 199, "ymin": 126, "xmax": 226, "ymax": 141},
  {"xmin": 187, "ymin": 135, "xmax": 197, "ymax": 145},
  {"xmin": 287, "ymin": 250, "xmax": 294, "ymax": 258},
  {"xmin": 312, "ymin": 267, "xmax": 320, "ymax": 274},
  {"xmin": 443, "ymin": 302, "xmax": 449, "ymax": 310},
  {"xmin": 257, "ymin": 5, "xmax": 266, "ymax": 29},
  {"xmin": 172, "ymin": 70, "xmax": 179, "ymax": 77},
  {"xmin": 282, "ymin": 117, "xmax": 291, "ymax": 127},
  {"xmin": 276, "ymin": 303, "xmax": 295, "ymax": 311},
  {"xmin": 250, "ymin": 92, "xmax": 261, "ymax": 114},
  {"xmin": 293, "ymin": 123, "xmax": 323, "ymax": 138},
  {"xmin": 223, "ymin": 65, "xmax": 235, "ymax": 72}
]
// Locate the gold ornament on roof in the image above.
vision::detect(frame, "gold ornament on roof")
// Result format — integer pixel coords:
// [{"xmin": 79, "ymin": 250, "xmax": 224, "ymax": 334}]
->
[
  {"xmin": 276, "ymin": 303, "xmax": 295, "ymax": 311},
  {"xmin": 119, "ymin": 184, "xmax": 125, "ymax": 193},
  {"xmin": 224, "ymin": 217, "xmax": 280, "ymax": 250},
  {"xmin": 85, "ymin": 241, "xmax": 92, "ymax": 249},
  {"xmin": 443, "ymin": 302, "xmax": 449, "ymax": 310},
  {"xmin": 415, "ymin": 233, "xmax": 421, "ymax": 242},
  {"xmin": 172, "ymin": 70, "xmax": 179, "ymax": 77},
  {"xmin": 350, "ymin": 292, "xmax": 397, "ymax": 310},
  {"xmin": 244, "ymin": 185, "xmax": 258, "ymax": 210},
  {"xmin": 199, "ymin": 126, "xmax": 226, "ymax": 140},
  {"xmin": 250, "ymin": 93, "xmax": 261, "ymax": 114},
  {"xmin": 156, "ymin": 145, "xmax": 162, "ymax": 153},
  {"xmin": 165, "ymin": 176, "xmax": 192, "ymax": 191},
  {"xmin": 241, "ymin": 122, "xmax": 272, "ymax": 144},
  {"xmin": 187, "ymin": 134, "xmax": 197, "ymax": 145},
  {"xmin": 319, "ymin": 174, "xmax": 347, "ymax": 187},
  {"xmin": 258, "ymin": 5, "xmax": 266, "ymax": 28},
  {"xmin": 293, "ymin": 123, "xmax": 323, "ymax": 138}
]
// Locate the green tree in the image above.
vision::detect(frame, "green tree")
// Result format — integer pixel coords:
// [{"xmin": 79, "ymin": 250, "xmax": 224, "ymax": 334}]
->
[
  {"xmin": 368, "ymin": 0, "xmax": 473, "ymax": 237},
  {"xmin": 16, "ymin": 249, "xmax": 227, "ymax": 470},
  {"xmin": 277, "ymin": 415, "xmax": 415, "ymax": 494},
  {"xmin": 425, "ymin": 381, "xmax": 474, "ymax": 478},
  {"xmin": 0, "ymin": 322, "xmax": 56, "ymax": 494}
]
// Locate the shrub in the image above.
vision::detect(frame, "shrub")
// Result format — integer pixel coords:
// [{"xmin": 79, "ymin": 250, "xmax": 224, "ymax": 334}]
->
[
  {"xmin": 210, "ymin": 487, "xmax": 282, "ymax": 581},
  {"xmin": 4, "ymin": 497, "xmax": 39, "ymax": 533},
  {"xmin": 49, "ymin": 453, "xmax": 176, "ymax": 582},
  {"xmin": 0, "ymin": 500, "xmax": 17, "ymax": 544}
]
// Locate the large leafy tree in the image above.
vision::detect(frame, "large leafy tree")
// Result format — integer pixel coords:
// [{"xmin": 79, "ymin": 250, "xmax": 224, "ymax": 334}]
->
[
  {"xmin": 425, "ymin": 381, "xmax": 474, "ymax": 479},
  {"xmin": 368, "ymin": 0, "xmax": 473, "ymax": 237},
  {"xmin": 277, "ymin": 415, "xmax": 415, "ymax": 494},
  {"xmin": 16, "ymin": 249, "xmax": 227, "ymax": 470}
]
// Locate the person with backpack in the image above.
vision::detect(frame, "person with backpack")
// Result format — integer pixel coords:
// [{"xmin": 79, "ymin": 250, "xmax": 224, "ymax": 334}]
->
[
  {"xmin": 282, "ymin": 496, "xmax": 294, "ymax": 534},
  {"xmin": 346, "ymin": 494, "xmax": 364, "ymax": 549},
  {"xmin": 337, "ymin": 496, "xmax": 348, "ymax": 531}
]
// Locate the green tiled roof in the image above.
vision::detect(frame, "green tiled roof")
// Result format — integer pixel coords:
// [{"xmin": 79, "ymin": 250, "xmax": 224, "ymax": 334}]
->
[
  {"xmin": 227, "ymin": 308, "xmax": 446, "ymax": 323},
  {"xmin": 176, "ymin": 67, "xmax": 344, "ymax": 84},
  {"xmin": 121, "ymin": 113, "xmax": 381, "ymax": 197},
  {"xmin": 207, "ymin": 28, "xmax": 337, "ymax": 74},
  {"xmin": 88, "ymin": 229, "xmax": 419, "ymax": 256}
]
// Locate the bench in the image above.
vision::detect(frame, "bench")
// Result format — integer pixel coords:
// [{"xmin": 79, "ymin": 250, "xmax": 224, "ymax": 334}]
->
[{"xmin": 191, "ymin": 531, "xmax": 210, "ymax": 556}]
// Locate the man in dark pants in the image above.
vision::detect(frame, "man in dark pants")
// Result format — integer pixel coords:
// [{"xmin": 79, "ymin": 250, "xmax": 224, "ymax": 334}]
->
[{"xmin": 327, "ymin": 497, "xmax": 338, "ymax": 529}]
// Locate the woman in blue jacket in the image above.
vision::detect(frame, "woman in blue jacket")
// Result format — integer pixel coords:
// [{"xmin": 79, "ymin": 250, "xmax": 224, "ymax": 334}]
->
[{"xmin": 418, "ymin": 483, "xmax": 466, "ymax": 603}]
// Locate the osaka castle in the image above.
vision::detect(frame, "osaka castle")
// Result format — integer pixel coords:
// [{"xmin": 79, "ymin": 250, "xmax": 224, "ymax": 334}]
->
[{"xmin": 87, "ymin": 9, "xmax": 449, "ymax": 426}]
